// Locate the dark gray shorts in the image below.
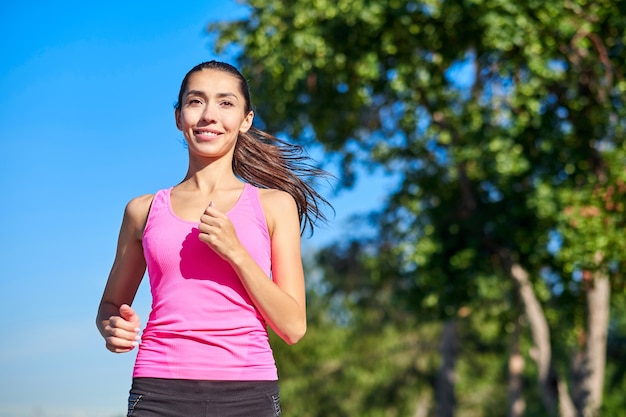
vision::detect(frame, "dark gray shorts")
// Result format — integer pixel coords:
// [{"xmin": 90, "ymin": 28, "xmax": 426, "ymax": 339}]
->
[{"xmin": 127, "ymin": 378, "xmax": 281, "ymax": 417}]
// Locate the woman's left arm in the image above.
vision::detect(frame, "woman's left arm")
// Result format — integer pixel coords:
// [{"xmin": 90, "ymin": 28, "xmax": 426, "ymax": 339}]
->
[{"xmin": 198, "ymin": 189, "xmax": 306, "ymax": 344}]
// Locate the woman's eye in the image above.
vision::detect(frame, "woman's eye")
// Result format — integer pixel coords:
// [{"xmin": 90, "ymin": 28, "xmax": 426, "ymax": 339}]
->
[
  {"xmin": 221, "ymin": 101, "xmax": 234, "ymax": 107},
  {"xmin": 188, "ymin": 98, "xmax": 202, "ymax": 105}
]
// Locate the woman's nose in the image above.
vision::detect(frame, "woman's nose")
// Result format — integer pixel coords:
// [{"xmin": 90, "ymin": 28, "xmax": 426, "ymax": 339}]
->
[{"xmin": 200, "ymin": 104, "xmax": 216, "ymax": 122}]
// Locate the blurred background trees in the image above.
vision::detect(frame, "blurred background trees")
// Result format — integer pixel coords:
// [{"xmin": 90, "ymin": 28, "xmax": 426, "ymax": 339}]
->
[{"xmin": 210, "ymin": 0, "xmax": 626, "ymax": 415}]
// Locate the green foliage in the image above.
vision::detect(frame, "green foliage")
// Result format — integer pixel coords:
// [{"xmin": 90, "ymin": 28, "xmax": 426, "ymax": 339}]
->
[
  {"xmin": 271, "ymin": 277, "xmax": 527, "ymax": 417},
  {"xmin": 602, "ymin": 294, "xmax": 626, "ymax": 411},
  {"xmin": 270, "ymin": 288, "xmax": 440, "ymax": 416}
]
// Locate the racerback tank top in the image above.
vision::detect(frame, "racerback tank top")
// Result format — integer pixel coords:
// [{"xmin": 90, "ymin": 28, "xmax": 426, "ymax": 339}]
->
[{"xmin": 133, "ymin": 183, "xmax": 277, "ymax": 380}]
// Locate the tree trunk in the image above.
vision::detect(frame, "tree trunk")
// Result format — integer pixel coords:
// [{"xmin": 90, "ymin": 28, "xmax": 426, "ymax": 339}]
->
[
  {"xmin": 582, "ymin": 272, "xmax": 610, "ymax": 416},
  {"xmin": 507, "ymin": 261, "xmax": 558, "ymax": 414},
  {"xmin": 507, "ymin": 315, "xmax": 525, "ymax": 417},
  {"xmin": 500, "ymin": 251, "xmax": 576, "ymax": 417},
  {"xmin": 557, "ymin": 378, "xmax": 578, "ymax": 417},
  {"xmin": 435, "ymin": 319, "xmax": 458, "ymax": 417}
]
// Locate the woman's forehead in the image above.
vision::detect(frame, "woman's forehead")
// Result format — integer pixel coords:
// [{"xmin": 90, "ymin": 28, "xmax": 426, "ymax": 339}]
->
[{"xmin": 185, "ymin": 69, "xmax": 241, "ymax": 93}]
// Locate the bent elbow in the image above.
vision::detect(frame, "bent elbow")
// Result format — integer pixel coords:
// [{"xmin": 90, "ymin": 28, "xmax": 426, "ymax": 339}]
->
[{"xmin": 282, "ymin": 322, "xmax": 307, "ymax": 345}]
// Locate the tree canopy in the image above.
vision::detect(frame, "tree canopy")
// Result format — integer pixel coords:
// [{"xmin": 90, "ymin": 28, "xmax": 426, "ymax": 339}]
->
[{"xmin": 210, "ymin": 0, "xmax": 626, "ymax": 415}]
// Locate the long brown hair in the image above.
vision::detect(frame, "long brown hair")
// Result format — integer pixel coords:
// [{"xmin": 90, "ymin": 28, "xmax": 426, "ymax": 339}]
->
[{"xmin": 175, "ymin": 61, "xmax": 332, "ymax": 234}]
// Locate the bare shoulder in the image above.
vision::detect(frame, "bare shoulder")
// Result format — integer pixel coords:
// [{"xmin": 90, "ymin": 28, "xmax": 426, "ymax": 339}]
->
[
  {"xmin": 258, "ymin": 188, "xmax": 298, "ymax": 233},
  {"xmin": 123, "ymin": 193, "xmax": 155, "ymax": 232},
  {"xmin": 258, "ymin": 188, "xmax": 297, "ymax": 215},
  {"xmin": 258, "ymin": 188, "xmax": 296, "ymax": 207}
]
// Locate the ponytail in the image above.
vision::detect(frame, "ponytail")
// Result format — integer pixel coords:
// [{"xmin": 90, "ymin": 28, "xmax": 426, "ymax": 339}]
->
[{"xmin": 233, "ymin": 127, "xmax": 332, "ymax": 234}]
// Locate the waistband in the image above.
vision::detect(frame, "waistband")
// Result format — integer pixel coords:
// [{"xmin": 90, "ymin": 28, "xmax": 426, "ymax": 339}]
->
[{"xmin": 131, "ymin": 377, "xmax": 279, "ymax": 401}]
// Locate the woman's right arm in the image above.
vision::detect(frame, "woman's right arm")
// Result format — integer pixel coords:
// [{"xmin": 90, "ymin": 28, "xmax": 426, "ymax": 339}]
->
[{"xmin": 96, "ymin": 194, "xmax": 153, "ymax": 353}]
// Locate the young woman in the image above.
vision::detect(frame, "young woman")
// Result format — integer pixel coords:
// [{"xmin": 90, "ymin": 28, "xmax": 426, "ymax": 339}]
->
[{"xmin": 96, "ymin": 61, "xmax": 330, "ymax": 416}]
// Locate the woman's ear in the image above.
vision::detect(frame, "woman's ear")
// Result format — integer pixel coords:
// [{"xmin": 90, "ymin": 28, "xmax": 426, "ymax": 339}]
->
[
  {"xmin": 174, "ymin": 108, "xmax": 182, "ymax": 131},
  {"xmin": 239, "ymin": 111, "xmax": 254, "ymax": 133}
]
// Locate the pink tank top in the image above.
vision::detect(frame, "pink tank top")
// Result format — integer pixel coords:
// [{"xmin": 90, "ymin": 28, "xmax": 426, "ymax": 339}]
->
[{"xmin": 133, "ymin": 183, "xmax": 277, "ymax": 380}]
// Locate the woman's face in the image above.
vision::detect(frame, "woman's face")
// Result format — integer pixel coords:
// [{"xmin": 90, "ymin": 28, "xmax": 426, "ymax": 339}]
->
[{"xmin": 175, "ymin": 68, "xmax": 253, "ymax": 160}]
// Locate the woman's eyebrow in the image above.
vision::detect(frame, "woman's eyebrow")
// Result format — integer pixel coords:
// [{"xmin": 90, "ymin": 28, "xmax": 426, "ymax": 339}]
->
[
  {"xmin": 215, "ymin": 92, "xmax": 239, "ymax": 101},
  {"xmin": 185, "ymin": 89, "xmax": 207, "ymax": 97},
  {"xmin": 186, "ymin": 90, "xmax": 239, "ymax": 101}
]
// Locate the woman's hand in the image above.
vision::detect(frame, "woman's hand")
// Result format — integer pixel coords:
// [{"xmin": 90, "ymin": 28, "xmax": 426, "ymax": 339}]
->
[
  {"xmin": 198, "ymin": 201, "xmax": 244, "ymax": 262},
  {"xmin": 103, "ymin": 304, "xmax": 141, "ymax": 353}
]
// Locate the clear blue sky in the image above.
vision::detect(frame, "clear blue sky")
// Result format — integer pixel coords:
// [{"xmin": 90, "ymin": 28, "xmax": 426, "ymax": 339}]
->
[{"xmin": 0, "ymin": 2, "xmax": 394, "ymax": 416}]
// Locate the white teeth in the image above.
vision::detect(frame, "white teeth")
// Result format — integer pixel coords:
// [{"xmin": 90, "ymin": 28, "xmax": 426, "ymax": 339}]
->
[{"xmin": 197, "ymin": 131, "xmax": 219, "ymax": 136}]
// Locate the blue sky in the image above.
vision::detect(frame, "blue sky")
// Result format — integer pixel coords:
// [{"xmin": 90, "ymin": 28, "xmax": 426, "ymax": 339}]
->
[{"xmin": 0, "ymin": 1, "xmax": 395, "ymax": 416}]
